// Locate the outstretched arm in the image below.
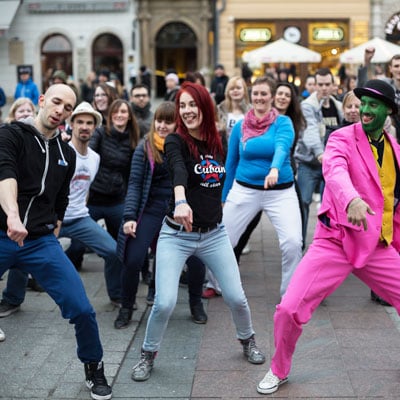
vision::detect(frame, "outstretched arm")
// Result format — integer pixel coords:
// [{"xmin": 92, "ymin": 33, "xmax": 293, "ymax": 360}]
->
[{"xmin": 0, "ymin": 178, "xmax": 27, "ymax": 246}]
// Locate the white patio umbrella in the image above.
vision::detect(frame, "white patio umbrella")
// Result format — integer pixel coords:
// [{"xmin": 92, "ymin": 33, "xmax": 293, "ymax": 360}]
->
[
  {"xmin": 242, "ymin": 38, "xmax": 321, "ymax": 68},
  {"xmin": 339, "ymin": 37, "xmax": 400, "ymax": 64}
]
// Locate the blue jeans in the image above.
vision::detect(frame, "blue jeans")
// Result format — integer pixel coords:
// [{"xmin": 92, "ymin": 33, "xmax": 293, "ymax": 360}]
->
[
  {"xmin": 0, "ymin": 231, "xmax": 103, "ymax": 363},
  {"xmin": 4, "ymin": 216, "xmax": 122, "ymax": 304},
  {"xmin": 66, "ymin": 202, "xmax": 125, "ymax": 268},
  {"xmin": 60, "ymin": 216, "xmax": 122, "ymax": 300},
  {"xmin": 142, "ymin": 221, "xmax": 255, "ymax": 352},
  {"xmin": 296, "ymin": 163, "xmax": 324, "ymax": 243}
]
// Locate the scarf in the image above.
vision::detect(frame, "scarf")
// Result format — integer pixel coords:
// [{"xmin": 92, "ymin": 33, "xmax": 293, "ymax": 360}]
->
[
  {"xmin": 242, "ymin": 108, "xmax": 279, "ymax": 144},
  {"xmin": 153, "ymin": 132, "xmax": 165, "ymax": 152}
]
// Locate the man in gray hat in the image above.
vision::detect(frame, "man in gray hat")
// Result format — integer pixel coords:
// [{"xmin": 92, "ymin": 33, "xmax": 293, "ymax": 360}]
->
[{"xmin": 257, "ymin": 79, "xmax": 400, "ymax": 395}]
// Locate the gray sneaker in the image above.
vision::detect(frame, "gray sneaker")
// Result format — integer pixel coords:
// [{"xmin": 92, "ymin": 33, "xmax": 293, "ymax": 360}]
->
[
  {"xmin": 131, "ymin": 349, "xmax": 157, "ymax": 381},
  {"xmin": 240, "ymin": 335, "xmax": 266, "ymax": 364},
  {"xmin": 0, "ymin": 300, "xmax": 20, "ymax": 318}
]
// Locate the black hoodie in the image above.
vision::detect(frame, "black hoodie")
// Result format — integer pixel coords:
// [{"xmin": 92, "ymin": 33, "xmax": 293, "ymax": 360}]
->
[{"xmin": 0, "ymin": 120, "xmax": 76, "ymax": 238}]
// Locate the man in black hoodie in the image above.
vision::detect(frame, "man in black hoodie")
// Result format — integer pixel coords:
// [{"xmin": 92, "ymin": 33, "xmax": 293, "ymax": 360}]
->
[{"xmin": 0, "ymin": 84, "xmax": 112, "ymax": 400}]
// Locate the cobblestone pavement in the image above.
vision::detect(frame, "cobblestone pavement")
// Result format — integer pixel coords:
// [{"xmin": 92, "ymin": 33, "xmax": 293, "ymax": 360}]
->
[{"xmin": 1, "ymin": 206, "xmax": 400, "ymax": 399}]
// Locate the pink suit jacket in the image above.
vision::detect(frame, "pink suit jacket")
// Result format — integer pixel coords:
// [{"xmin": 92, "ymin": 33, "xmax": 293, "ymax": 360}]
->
[{"xmin": 314, "ymin": 122, "xmax": 400, "ymax": 267}]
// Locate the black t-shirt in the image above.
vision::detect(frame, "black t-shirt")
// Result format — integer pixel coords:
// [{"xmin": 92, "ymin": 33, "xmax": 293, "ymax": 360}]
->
[
  {"xmin": 164, "ymin": 133, "xmax": 226, "ymax": 227},
  {"xmin": 322, "ymin": 99, "xmax": 341, "ymax": 145},
  {"xmin": 321, "ymin": 99, "xmax": 340, "ymax": 127}
]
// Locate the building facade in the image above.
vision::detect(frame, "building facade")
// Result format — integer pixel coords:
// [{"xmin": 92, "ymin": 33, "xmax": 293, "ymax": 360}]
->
[
  {"xmin": 1, "ymin": 0, "xmax": 400, "ymax": 101},
  {"xmin": 0, "ymin": 0, "xmax": 214, "ymax": 99}
]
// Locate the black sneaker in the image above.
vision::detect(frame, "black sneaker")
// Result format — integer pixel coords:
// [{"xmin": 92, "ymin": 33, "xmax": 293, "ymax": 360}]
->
[
  {"xmin": 0, "ymin": 299, "xmax": 20, "ymax": 318},
  {"xmin": 114, "ymin": 307, "xmax": 133, "ymax": 329},
  {"xmin": 84, "ymin": 361, "xmax": 112, "ymax": 400},
  {"xmin": 190, "ymin": 302, "xmax": 208, "ymax": 324}
]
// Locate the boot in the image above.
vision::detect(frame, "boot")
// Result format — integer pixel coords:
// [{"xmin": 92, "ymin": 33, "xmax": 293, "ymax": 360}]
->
[
  {"xmin": 240, "ymin": 335, "xmax": 266, "ymax": 364},
  {"xmin": 131, "ymin": 349, "xmax": 157, "ymax": 381},
  {"xmin": 84, "ymin": 361, "xmax": 112, "ymax": 400},
  {"xmin": 190, "ymin": 302, "xmax": 208, "ymax": 324},
  {"xmin": 114, "ymin": 307, "xmax": 133, "ymax": 329}
]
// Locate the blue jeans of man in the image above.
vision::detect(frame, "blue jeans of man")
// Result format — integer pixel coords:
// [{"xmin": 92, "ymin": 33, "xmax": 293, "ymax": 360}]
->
[
  {"xmin": 3, "ymin": 216, "xmax": 122, "ymax": 305},
  {"xmin": 0, "ymin": 231, "xmax": 103, "ymax": 363},
  {"xmin": 66, "ymin": 202, "xmax": 125, "ymax": 267},
  {"xmin": 142, "ymin": 221, "xmax": 255, "ymax": 352},
  {"xmin": 296, "ymin": 162, "xmax": 324, "ymax": 244}
]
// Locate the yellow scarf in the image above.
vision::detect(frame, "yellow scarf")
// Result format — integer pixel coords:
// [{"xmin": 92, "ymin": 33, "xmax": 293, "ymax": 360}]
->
[{"xmin": 153, "ymin": 133, "xmax": 165, "ymax": 152}]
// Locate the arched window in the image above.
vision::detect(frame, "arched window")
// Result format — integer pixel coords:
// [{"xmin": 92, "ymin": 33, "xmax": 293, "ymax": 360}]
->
[
  {"xmin": 155, "ymin": 22, "xmax": 197, "ymax": 96},
  {"xmin": 41, "ymin": 34, "xmax": 72, "ymax": 91},
  {"xmin": 92, "ymin": 33, "xmax": 124, "ymax": 83}
]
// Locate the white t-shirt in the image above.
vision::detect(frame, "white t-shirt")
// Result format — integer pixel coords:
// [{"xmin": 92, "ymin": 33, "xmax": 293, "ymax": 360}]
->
[
  {"xmin": 63, "ymin": 142, "xmax": 100, "ymax": 221},
  {"xmin": 226, "ymin": 112, "xmax": 245, "ymax": 140}
]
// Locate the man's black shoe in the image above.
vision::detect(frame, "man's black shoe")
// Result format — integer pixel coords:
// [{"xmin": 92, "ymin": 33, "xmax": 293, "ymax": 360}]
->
[{"xmin": 84, "ymin": 361, "xmax": 112, "ymax": 400}]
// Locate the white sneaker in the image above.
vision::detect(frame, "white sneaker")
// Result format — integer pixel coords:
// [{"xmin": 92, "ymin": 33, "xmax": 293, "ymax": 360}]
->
[
  {"xmin": 257, "ymin": 368, "xmax": 288, "ymax": 394},
  {"xmin": 241, "ymin": 244, "xmax": 251, "ymax": 255},
  {"xmin": 0, "ymin": 328, "xmax": 5, "ymax": 342}
]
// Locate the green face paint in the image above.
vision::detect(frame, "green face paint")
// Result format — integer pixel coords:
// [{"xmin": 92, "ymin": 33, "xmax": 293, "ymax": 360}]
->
[{"xmin": 359, "ymin": 95, "xmax": 389, "ymax": 139}]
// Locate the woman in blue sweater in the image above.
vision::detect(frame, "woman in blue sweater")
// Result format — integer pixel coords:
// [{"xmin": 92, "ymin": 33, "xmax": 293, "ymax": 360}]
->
[
  {"xmin": 222, "ymin": 76, "xmax": 302, "ymax": 297},
  {"xmin": 114, "ymin": 102, "xmax": 207, "ymax": 329}
]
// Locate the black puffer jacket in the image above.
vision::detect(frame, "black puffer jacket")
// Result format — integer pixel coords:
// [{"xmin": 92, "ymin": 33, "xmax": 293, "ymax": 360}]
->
[{"xmin": 88, "ymin": 126, "xmax": 134, "ymax": 206}]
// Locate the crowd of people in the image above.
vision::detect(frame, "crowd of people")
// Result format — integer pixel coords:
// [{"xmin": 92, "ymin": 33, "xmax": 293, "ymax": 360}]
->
[{"xmin": 1, "ymin": 47, "xmax": 400, "ymax": 399}]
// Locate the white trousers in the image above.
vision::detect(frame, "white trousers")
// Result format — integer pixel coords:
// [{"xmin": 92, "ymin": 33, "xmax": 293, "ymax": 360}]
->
[{"xmin": 222, "ymin": 181, "xmax": 303, "ymax": 296}]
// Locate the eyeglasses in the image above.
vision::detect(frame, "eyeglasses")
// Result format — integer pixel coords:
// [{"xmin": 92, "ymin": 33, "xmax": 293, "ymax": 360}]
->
[
  {"xmin": 94, "ymin": 93, "xmax": 107, "ymax": 98},
  {"xmin": 133, "ymin": 94, "xmax": 148, "ymax": 98}
]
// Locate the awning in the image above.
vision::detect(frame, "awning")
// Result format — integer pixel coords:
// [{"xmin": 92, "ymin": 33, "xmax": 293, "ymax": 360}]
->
[{"xmin": 0, "ymin": 1, "xmax": 20, "ymax": 31}]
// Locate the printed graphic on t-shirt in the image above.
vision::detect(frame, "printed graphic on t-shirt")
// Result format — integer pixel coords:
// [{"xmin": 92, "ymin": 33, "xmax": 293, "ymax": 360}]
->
[
  {"xmin": 322, "ymin": 100, "xmax": 340, "ymax": 127},
  {"xmin": 70, "ymin": 165, "xmax": 92, "ymax": 192},
  {"xmin": 194, "ymin": 155, "xmax": 226, "ymax": 188}
]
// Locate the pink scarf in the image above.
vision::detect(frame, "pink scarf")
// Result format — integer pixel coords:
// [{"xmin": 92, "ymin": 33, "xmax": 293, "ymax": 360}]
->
[{"xmin": 242, "ymin": 107, "xmax": 279, "ymax": 145}]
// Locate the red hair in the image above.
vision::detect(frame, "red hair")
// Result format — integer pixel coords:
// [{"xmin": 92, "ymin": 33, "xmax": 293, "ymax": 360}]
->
[{"xmin": 175, "ymin": 81, "xmax": 223, "ymax": 159}]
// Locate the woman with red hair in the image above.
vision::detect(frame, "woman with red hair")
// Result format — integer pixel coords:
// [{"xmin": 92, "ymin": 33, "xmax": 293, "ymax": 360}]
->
[{"xmin": 131, "ymin": 82, "xmax": 265, "ymax": 382}]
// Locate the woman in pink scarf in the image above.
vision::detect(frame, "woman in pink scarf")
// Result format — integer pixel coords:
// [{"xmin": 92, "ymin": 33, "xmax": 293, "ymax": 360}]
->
[{"xmin": 222, "ymin": 76, "xmax": 303, "ymax": 297}]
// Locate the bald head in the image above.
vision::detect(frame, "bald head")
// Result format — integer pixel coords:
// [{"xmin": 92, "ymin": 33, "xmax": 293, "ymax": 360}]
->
[{"xmin": 36, "ymin": 84, "xmax": 77, "ymax": 138}]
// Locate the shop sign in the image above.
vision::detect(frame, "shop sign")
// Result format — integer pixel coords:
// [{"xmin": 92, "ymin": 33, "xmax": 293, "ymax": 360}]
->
[
  {"xmin": 27, "ymin": 0, "xmax": 128, "ymax": 13},
  {"xmin": 239, "ymin": 28, "xmax": 271, "ymax": 42},
  {"xmin": 312, "ymin": 27, "xmax": 344, "ymax": 41}
]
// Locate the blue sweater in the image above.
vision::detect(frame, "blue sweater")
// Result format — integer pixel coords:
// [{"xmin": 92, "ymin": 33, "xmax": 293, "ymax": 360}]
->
[{"xmin": 222, "ymin": 115, "xmax": 295, "ymax": 202}]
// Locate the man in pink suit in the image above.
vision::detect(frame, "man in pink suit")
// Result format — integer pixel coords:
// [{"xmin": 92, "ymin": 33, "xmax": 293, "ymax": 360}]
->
[{"xmin": 257, "ymin": 79, "xmax": 400, "ymax": 395}]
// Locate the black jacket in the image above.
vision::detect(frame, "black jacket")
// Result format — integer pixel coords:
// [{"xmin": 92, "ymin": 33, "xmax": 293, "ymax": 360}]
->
[
  {"xmin": 0, "ymin": 121, "xmax": 76, "ymax": 238},
  {"xmin": 88, "ymin": 126, "xmax": 134, "ymax": 206}
]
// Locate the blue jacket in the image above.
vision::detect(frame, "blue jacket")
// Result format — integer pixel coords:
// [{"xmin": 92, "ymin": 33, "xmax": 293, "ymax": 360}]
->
[
  {"xmin": 14, "ymin": 78, "xmax": 39, "ymax": 105},
  {"xmin": 116, "ymin": 138, "xmax": 162, "ymax": 262}
]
